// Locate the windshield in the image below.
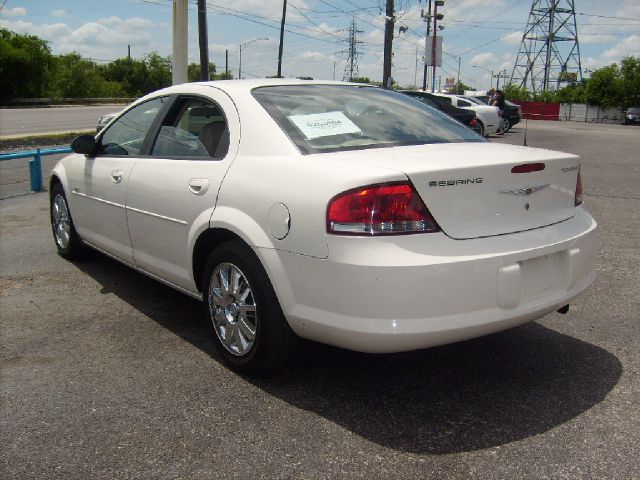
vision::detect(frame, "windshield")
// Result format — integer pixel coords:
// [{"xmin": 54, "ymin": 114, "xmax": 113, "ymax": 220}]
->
[
  {"xmin": 628, "ymin": 107, "xmax": 640, "ymax": 114},
  {"xmin": 252, "ymin": 85, "xmax": 484, "ymax": 154}
]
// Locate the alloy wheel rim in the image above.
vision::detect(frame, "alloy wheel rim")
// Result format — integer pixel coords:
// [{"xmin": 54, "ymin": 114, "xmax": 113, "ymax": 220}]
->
[
  {"xmin": 52, "ymin": 194, "xmax": 71, "ymax": 249},
  {"xmin": 208, "ymin": 262, "xmax": 257, "ymax": 356}
]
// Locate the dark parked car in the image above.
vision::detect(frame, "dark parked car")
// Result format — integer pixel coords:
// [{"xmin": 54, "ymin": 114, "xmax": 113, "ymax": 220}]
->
[
  {"xmin": 471, "ymin": 95, "xmax": 522, "ymax": 132},
  {"xmin": 623, "ymin": 107, "xmax": 640, "ymax": 125},
  {"xmin": 401, "ymin": 91, "xmax": 481, "ymax": 135}
]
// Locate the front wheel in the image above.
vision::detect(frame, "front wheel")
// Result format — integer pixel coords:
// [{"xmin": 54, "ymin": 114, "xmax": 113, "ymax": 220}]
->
[
  {"xmin": 202, "ymin": 240, "xmax": 298, "ymax": 373},
  {"xmin": 502, "ymin": 117, "xmax": 511, "ymax": 132},
  {"xmin": 50, "ymin": 183, "xmax": 86, "ymax": 260}
]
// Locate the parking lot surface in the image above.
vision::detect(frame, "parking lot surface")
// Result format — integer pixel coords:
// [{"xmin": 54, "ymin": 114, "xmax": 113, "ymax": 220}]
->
[{"xmin": 1, "ymin": 121, "xmax": 639, "ymax": 479}]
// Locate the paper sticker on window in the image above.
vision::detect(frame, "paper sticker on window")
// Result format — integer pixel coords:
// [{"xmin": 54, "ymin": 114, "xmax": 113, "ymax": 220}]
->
[{"xmin": 287, "ymin": 111, "xmax": 361, "ymax": 139}]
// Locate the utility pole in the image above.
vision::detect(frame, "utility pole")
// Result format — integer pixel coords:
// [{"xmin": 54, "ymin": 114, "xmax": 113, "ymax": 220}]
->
[
  {"xmin": 197, "ymin": 0, "xmax": 209, "ymax": 81},
  {"xmin": 172, "ymin": 0, "xmax": 188, "ymax": 85},
  {"xmin": 225, "ymin": 49, "xmax": 229, "ymax": 79},
  {"xmin": 495, "ymin": 70, "xmax": 509, "ymax": 89},
  {"xmin": 456, "ymin": 55, "xmax": 461, "ymax": 94},
  {"xmin": 127, "ymin": 44, "xmax": 131, "ymax": 60},
  {"xmin": 431, "ymin": 0, "xmax": 443, "ymax": 92},
  {"xmin": 277, "ymin": 0, "xmax": 287, "ymax": 78},
  {"xmin": 382, "ymin": 0, "xmax": 394, "ymax": 89},
  {"xmin": 421, "ymin": 1, "xmax": 432, "ymax": 91}
]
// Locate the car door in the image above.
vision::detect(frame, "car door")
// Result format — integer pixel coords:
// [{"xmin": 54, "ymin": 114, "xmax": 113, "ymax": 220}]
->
[
  {"xmin": 125, "ymin": 91, "xmax": 239, "ymax": 291},
  {"xmin": 68, "ymin": 96, "xmax": 169, "ymax": 263}
]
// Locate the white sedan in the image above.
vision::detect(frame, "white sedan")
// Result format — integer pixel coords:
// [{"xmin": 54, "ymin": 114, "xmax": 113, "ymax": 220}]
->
[
  {"xmin": 50, "ymin": 79, "xmax": 597, "ymax": 373},
  {"xmin": 432, "ymin": 92, "xmax": 501, "ymax": 136}
]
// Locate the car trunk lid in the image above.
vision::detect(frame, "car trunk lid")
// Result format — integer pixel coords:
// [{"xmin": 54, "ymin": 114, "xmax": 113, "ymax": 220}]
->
[{"xmin": 330, "ymin": 143, "xmax": 580, "ymax": 239}]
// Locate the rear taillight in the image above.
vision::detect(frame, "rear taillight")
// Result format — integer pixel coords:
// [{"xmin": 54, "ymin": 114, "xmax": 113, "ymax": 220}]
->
[
  {"xmin": 575, "ymin": 170, "xmax": 583, "ymax": 206},
  {"xmin": 327, "ymin": 182, "xmax": 440, "ymax": 235}
]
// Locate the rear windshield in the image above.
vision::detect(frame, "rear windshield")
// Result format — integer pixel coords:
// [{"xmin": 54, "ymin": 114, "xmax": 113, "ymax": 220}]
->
[{"xmin": 252, "ymin": 85, "xmax": 484, "ymax": 154}]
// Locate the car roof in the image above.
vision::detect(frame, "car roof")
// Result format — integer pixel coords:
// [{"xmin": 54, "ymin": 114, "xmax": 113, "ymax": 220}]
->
[{"xmin": 150, "ymin": 78, "xmax": 375, "ymax": 98}]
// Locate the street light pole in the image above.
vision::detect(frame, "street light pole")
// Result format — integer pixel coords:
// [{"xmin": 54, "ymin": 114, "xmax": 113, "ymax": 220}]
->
[{"xmin": 239, "ymin": 37, "xmax": 268, "ymax": 80}]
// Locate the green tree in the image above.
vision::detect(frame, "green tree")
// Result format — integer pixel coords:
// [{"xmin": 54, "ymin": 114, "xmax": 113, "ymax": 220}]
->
[
  {"xmin": 144, "ymin": 52, "xmax": 172, "ymax": 92},
  {"xmin": 585, "ymin": 64, "xmax": 621, "ymax": 108},
  {"xmin": 100, "ymin": 52, "xmax": 171, "ymax": 97},
  {"xmin": 554, "ymin": 83, "xmax": 587, "ymax": 104},
  {"xmin": 47, "ymin": 53, "xmax": 123, "ymax": 98},
  {"xmin": 451, "ymin": 80, "xmax": 473, "ymax": 95},
  {"xmin": 188, "ymin": 62, "xmax": 217, "ymax": 81},
  {"xmin": 619, "ymin": 56, "xmax": 640, "ymax": 109},
  {"xmin": 0, "ymin": 28, "xmax": 54, "ymax": 103},
  {"xmin": 503, "ymin": 84, "xmax": 532, "ymax": 102}
]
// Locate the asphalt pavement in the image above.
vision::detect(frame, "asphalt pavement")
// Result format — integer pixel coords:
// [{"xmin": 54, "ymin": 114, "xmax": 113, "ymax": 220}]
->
[
  {"xmin": 0, "ymin": 105, "xmax": 121, "ymax": 138},
  {"xmin": 1, "ymin": 121, "xmax": 639, "ymax": 479}
]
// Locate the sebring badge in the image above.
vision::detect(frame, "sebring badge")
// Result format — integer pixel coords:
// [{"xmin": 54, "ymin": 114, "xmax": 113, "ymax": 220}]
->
[{"xmin": 499, "ymin": 183, "xmax": 550, "ymax": 196}]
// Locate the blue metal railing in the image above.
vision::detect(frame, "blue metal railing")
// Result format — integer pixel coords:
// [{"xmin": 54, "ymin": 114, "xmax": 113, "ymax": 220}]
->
[{"xmin": 0, "ymin": 147, "xmax": 72, "ymax": 192}]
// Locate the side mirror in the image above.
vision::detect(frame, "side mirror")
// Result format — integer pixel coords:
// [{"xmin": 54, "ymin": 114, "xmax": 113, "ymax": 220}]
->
[{"xmin": 71, "ymin": 135, "xmax": 97, "ymax": 156}]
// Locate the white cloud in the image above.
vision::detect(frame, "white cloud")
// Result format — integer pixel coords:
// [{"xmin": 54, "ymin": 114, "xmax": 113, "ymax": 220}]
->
[
  {"xmin": 503, "ymin": 31, "xmax": 523, "ymax": 45},
  {"xmin": 0, "ymin": 7, "xmax": 26, "ymax": 17},
  {"xmin": 51, "ymin": 9, "xmax": 68, "ymax": 18},
  {"xmin": 297, "ymin": 50, "xmax": 326, "ymax": 60},
  {"xmin": 0, "ymin": 19, "xmax": 71, "ymax": 39},
  {"xmin": 470, "ymin": 52, "xmax": 497, "ymax": 66},
  {"xmin": 602, "ymin": 35, "xmax": 640, "ymax": 63}
]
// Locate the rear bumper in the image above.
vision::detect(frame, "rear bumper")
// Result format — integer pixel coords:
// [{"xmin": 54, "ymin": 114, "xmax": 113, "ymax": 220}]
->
[{"xmin": 260, "ymin": 207, "xmax": 597, "ymax": 353}]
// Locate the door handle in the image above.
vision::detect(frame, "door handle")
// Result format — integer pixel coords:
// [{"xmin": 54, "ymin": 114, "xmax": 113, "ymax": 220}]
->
[
  {"xmin": 188, "ymin": 178, "xmax": 210, "ymax": 196},
  {"xmin": 111, "ymin": 170, "xmax": 124, "ymax": 184}
]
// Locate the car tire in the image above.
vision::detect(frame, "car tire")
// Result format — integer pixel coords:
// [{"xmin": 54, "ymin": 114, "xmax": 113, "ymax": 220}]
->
[
  {"xmin": 503, "ymin": 117, "xmax": 511, "ymax": 132},
  {"xmin": 202, "ymin": 240, "xmax": 298, "ymax": 373},
  {"xmin": 50, "ymin": 183, "xmax": 86, "ymax": 260},
  {"xmin": 476, "ymin": 119, "xmax": 485, "ymax": 137}
]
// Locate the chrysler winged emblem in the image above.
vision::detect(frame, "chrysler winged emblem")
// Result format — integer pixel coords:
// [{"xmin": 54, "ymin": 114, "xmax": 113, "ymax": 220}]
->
[{"xmin": 499, "ymin": 183, "xmax": 550, "ymax": 196}]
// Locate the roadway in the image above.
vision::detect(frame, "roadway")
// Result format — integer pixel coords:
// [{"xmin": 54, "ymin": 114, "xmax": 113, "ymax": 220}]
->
[{"xmin": 0, "ymin": 105, "xmax": 121, "ymax": 138}]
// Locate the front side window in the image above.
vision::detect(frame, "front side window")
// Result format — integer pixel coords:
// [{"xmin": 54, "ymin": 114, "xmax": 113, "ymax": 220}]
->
[
  {"xmin": 253, "ymin": 85, "xmax": 483, "ymax": 155},
  {"xmin": 151, "ymin": 98, "xmax": 229, "ymax": 159},
  {"xmin": 99, "ymin": 96, "xmax": 167, "ymax": 156}
]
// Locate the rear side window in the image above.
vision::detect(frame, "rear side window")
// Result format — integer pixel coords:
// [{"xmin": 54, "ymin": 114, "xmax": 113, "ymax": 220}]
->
[
  {"xmin": 151, "ymin": 98, "xmax": 229, "ymax": 159},
  {"xmin": 99, "ymin": 97, "xmax": 167, "ymax": 156},
  {"xmin": 253, "ymin": 85, "xmax": 483, "ymax": 155}
]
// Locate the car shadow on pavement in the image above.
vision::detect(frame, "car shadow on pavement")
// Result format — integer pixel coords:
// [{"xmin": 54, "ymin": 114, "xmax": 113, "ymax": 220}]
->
[{"xmin": 76, "ymin": 252, "xmax": 622, "ymax": 456}]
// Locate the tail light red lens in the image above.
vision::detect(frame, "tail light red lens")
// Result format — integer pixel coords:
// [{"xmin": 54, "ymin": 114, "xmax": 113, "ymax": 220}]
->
[
  {"xmin": 327, "ymin": 182, "xmax": 440, "ymax": 235},
  {"xmin": 575, "ymin": 170, "xmax": 583, "ymax": 206}
]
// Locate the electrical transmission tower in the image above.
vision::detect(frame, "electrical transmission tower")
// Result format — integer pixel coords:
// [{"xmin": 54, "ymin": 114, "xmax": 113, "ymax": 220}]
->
[
  {"xmin": 341, "ymin": 18, "xmax": 363, "ymax": 82},
  {"xmin": 510, "ymin": 0, "xmax": 583, "ymax": 93}
]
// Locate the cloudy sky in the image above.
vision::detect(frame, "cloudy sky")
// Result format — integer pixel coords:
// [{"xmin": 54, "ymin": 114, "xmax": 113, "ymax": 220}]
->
[{"xmin": 1, "ymin": 0, "xmax": 639, "ymax": 89}]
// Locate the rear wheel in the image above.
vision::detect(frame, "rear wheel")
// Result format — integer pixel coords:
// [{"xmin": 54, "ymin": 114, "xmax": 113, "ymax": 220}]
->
[
  {"xmin": 50, "ymin": 183, "xmax": 86, "ymax": 260},
  {"xmin": 476, "ymin": 119, "xmax": 485, "ymax": 137},
  {"xmin": 202, "ymin": 240, "xmax": 298, "ymax": 373}
]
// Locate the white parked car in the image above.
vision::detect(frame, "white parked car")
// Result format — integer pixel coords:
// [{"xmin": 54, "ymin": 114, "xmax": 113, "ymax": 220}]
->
[
  {"xmin": 50, "ymin": 79, "xmax": 597, "ymax": 373},
  {"xmin": 432, "ymin": 92, "xmax": 501, "ymax": 136}
]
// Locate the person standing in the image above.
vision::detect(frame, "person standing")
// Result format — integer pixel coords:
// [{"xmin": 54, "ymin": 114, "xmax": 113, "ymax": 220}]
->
[{"xmin": 492, "ymin": 89, "xmax": 506, "ymax": 135}]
